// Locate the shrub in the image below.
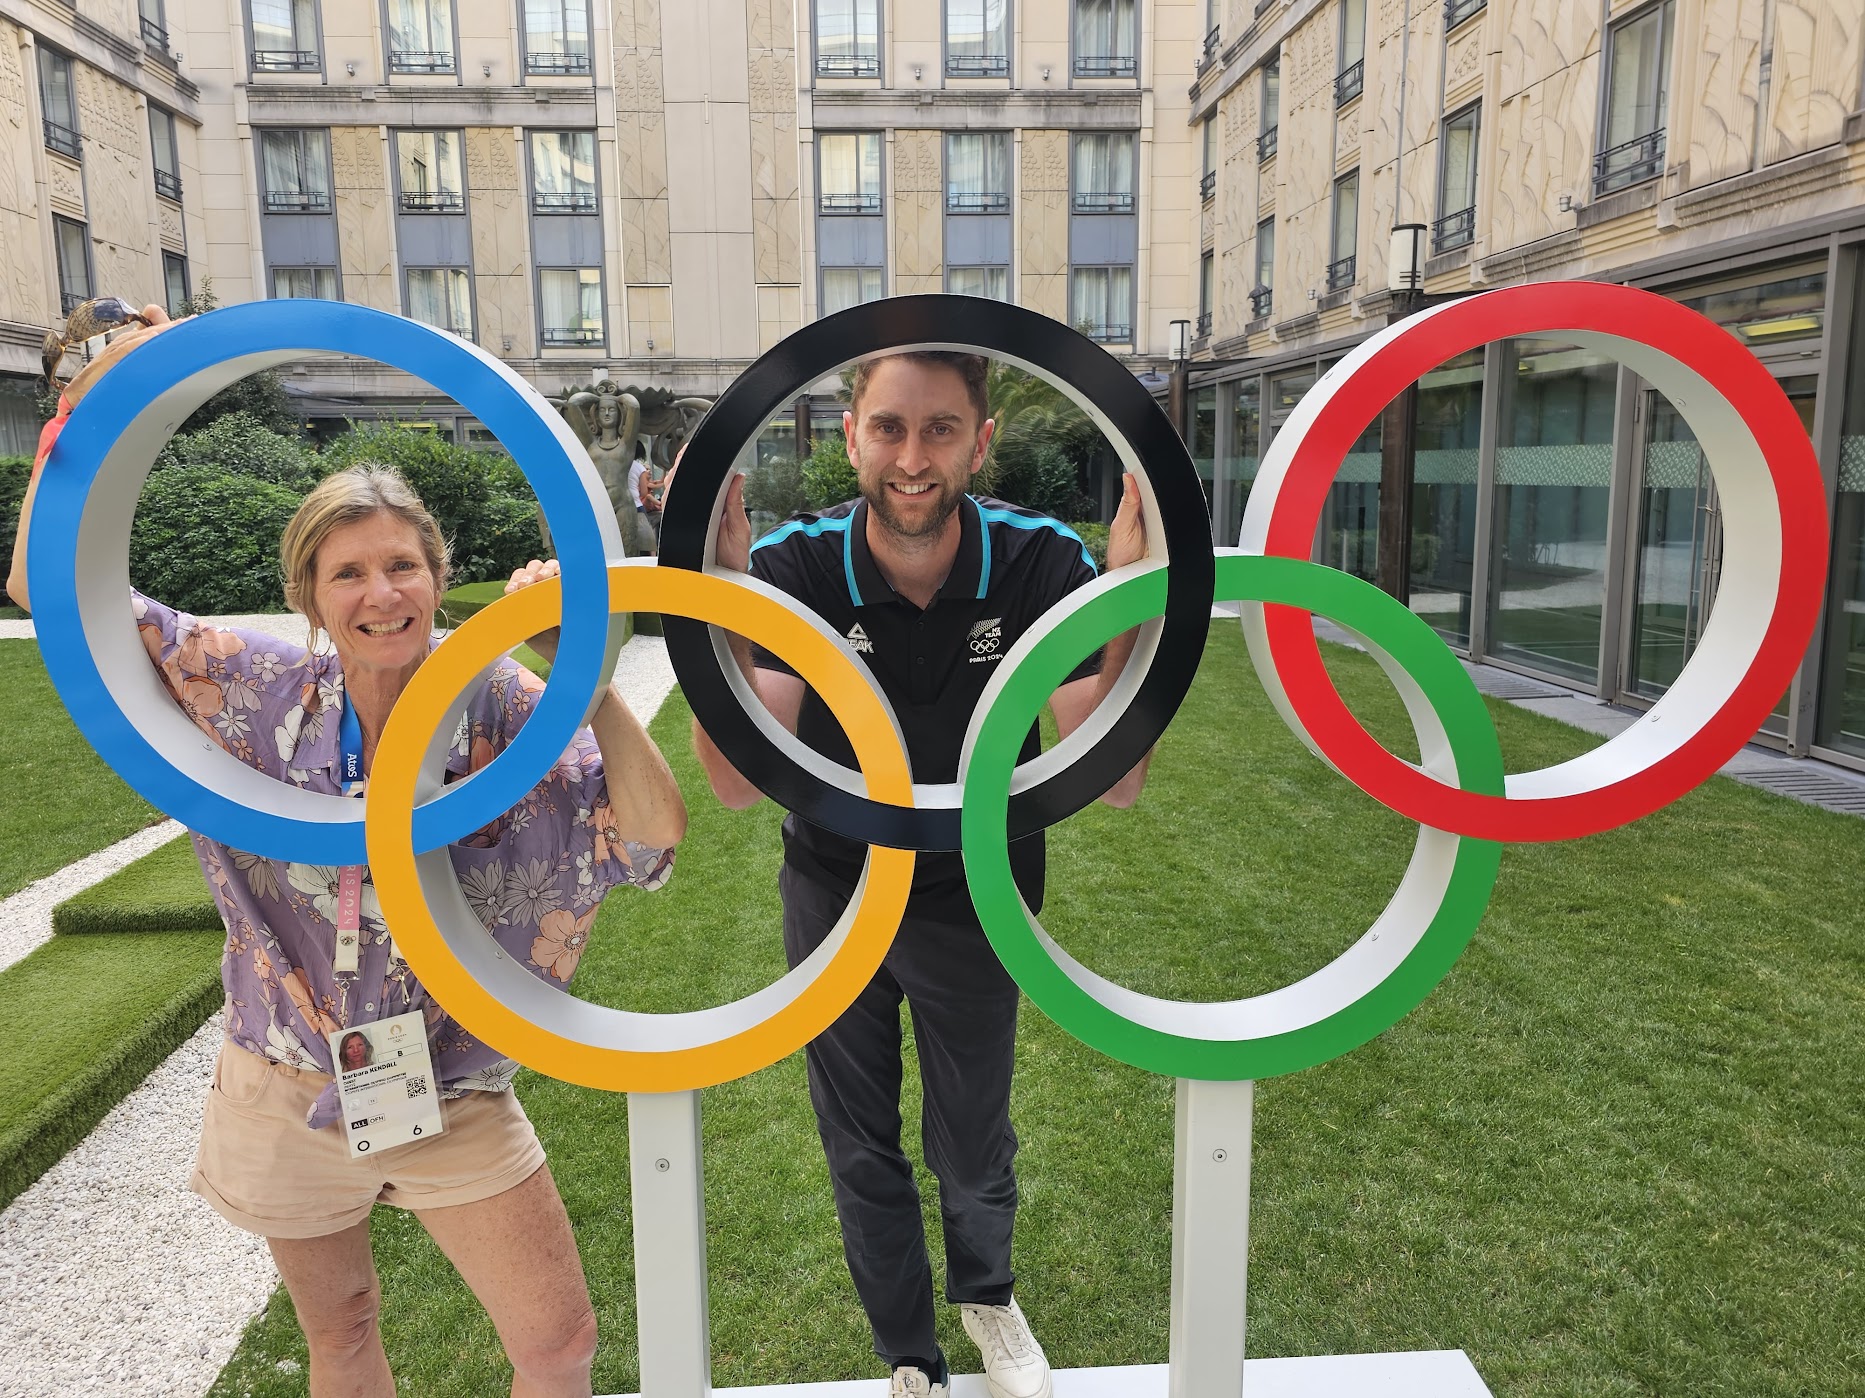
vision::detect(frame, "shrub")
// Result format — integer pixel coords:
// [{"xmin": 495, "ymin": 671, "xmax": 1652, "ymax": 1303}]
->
[
  {"xmin": 129, "ymin": 465, "xmax": 302, "ymax": 614},
  {"xmin": 0, "ymin": 455, "xmax": 29, "ymax": 597},
  {"xmin": 156, "ymin": 412, "xmax": 325, "ymax": 493},
  {"xmin": 800, "ymin": 435, "xmax": 859, "ymax": 512},
  {"xmin": 173, "ymin": 281, "xmax": 303, "ymax": 437},
  {"xmin": 742, "ymin": 454, "xmax": 807, "ymax": 526},
  {"xmin": 1068, "ymin": 521, "xmax": 1110, "ymax": 572}
]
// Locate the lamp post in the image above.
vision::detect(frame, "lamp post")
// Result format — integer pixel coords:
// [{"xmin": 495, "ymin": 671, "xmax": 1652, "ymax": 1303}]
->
[
  {"xmin": 1376, "ymin": 225, "xmax": 1428, "ymax": 602},
  {"xmin": 1169, "ymin": 317, "xmax": 1191, "ymax": 443}
]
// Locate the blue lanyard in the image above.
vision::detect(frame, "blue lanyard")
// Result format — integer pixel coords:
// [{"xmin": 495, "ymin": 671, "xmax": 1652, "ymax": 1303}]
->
[{"xmin": 339, "ymin": 698, "xmax": 365, "ymax": 793}]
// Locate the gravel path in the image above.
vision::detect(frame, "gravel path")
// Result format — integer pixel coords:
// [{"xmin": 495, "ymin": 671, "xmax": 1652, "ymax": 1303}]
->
[
  {"xmin": 0, "ymin": 632, "xmax": 678, "ymax": 1397},
  {"xmin": 0, "ymin": 821, "xmax": 184, "ymax": 975}
]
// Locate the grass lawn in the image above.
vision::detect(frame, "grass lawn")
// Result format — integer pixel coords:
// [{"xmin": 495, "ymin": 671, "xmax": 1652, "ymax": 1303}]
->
[
  {"xmin": 0, "ymin": 640, "xmax": 167, "ymax": 898},
  {"xmin": 203, "ymin": 628, "xmax": 1863, "ymax": 1397},
  {"xmin": 0, "ymin": 930, "xmax": 225, "ymax": 1210},
  {"xmin": 52, "ymin": 833, "xmax": 218, "ymax": 933}
]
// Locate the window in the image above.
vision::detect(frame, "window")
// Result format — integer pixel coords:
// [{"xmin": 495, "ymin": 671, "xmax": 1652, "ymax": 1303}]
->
[
  {"xmin": 140, "ymin": 0, "xmax": 171, "ymax": 52},
  {"xmin": 1073, "ymin": 132, "xmax": 1136, "ymax": 213},
  {"xmin": 1251, "ymin": 217, "xmax": 1274, "ymax": 318},
  {"xmin": 1198, "ymin": 0, "xmax": 1220, "ymax": 70},
  {"xmin": 397, "ymin": 130, "xmax": 465, "ymax": 211},
  {"xmin": 1073, "ymin": 0, "xmax": 1135, "ymax": 76},
  {"xmin": 1328, "ymin": 169, "xmax": 1359, "ymax": 291},
  {"xmin": 539, "ymin": 267, "xmax": 603, "ymax": 344},
  {"xmin": 947, "ymin": 0, "xmax": 1007, "ymax": 77},
  {"xmin": 39, "ymin": 49, "xmax": 80, "ymax": 160},
  {"xmin": 250, "ymin": 0, "xmax": 320, "ymax": 72},
  {"xmin": 530, "ymin": 131, "xmax": 597, "ymax": 212},
  {"xmin": 1595, "ymin": 0, "xmax": 1673, "ymax": 196},
  {"xmin": 259, "ymin": 129, "xmax": 332, "ymax": 212},
  {"xmin": 946, "ymin": 132, "xmax": 1009, "ymax": 212},
  {"xmin": 1197, "ymin": 251, "xmax": 1214, "ymax": 337},
  {"xmin": 1257, "ymin": 56, "xmax": 1280, "ymax": 161},
  {"xmin": 52, "ymin": 216, "xmax": 91, "ymax": 315},
  {"xmin": 1071, "ymin": 266, "xmax": 1131, "ymax": 341},
  {"xmin": 1199, "ymin": 118, "xmax": 1216, "ymax": 200},
  {"xmin": 151, "ymin": 107, "xmax": 182, "ymax": 201},
  {"xmin": 388, "ymin": 0, "xmax": 454, "ymax": 72},
  {"xmin": 817, "ymin": 0, "xmax": 879, "ymax": 77},
  {"xmin": 523, "ymin": 0, "xmax": 590, "ymax": 74},
  {"xmin": 1434, "ymin": 103, "xmax": 1479, "ymax": 252},
  {"xmin": 819, "ymin": 133, "xmax": 882, "ymax": 213},
  {"xmin": 949, "ymin": 266, "xmax": 1008, "ymax": 300},
  {"xmin": 271, "ymin": 266, "xmax": 337, "ymax": 298},
  {"xmin": 1335, "ymin": 0, "xmax": 1365, "ymax": 105},
  {"xmin": 162, "ymin": 251, "xmax": 190, "ymax": 317},
  {"xmin": 1444, "ymin": 0, "xmax": 1485, "ymax": 28},
  {"xmin": 407, "ymin": 268, "xmax": 473, "ymax": 336},
  {"xmin": 822, "ymin": 267, "xmax": 883, "ymax": 314}
]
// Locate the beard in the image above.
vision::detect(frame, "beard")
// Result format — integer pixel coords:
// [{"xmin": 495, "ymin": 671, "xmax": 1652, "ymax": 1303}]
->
[{"xmin": 858, "ymin": 453, "xmax": 969, "ymax": 541}]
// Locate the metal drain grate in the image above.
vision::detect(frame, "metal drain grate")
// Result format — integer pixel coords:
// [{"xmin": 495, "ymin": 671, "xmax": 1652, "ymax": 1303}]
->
[{"xmin": 1731, "ymin": 768, "xmax": 1865, "ymax": 816}]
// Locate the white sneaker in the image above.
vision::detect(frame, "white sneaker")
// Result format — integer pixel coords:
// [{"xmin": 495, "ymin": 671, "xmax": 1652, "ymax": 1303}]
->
[
  {"xmin": 961, "ymin": 1298, "xmax": 1053, "ymax": 1398},
  {"xmin": 889, "ymin": 1364, "xmax": 949, "ymax": 1398}
]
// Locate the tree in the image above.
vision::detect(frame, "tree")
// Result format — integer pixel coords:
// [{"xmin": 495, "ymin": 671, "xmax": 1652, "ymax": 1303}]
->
[{"xmin": 173, "ymin": 280, "xmax": 303, "ymax": 437}]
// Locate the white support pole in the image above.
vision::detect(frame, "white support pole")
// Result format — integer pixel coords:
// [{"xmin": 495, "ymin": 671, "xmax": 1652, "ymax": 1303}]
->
[
  {"xmin": 628, "ymin": 1090, "xmax": 712, "ymax": 1397},
  {"xmin": 1167, "ymin": 1077, "xmax": 1255, "ymax": 1398}
]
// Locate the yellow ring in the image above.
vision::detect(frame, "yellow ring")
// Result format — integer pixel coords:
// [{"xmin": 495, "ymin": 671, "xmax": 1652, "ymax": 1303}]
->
[{"xmin": 365, "ymin": 560, "xmax": 915, "ymax": 1092}]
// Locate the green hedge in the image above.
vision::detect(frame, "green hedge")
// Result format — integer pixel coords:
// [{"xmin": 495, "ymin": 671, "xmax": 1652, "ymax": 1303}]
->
[
  {"xmin": 128, "ymin": 464, "xmax": 303, "ymax": 614},
  {"xmin": 0, "ymin": 453, "xmax": 29, "ymax": 598}
]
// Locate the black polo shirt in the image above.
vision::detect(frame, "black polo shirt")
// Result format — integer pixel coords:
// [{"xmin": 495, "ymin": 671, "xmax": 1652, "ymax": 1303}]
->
[{"xmin": 748, "ymin": 493, "xmax": 1100, "ymax": 924}]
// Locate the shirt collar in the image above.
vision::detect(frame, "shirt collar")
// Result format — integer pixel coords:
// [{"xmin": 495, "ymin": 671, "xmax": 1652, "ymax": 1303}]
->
[{"xmin": 846, "ymin": 495, "xmax": 988, "ymax": 608}]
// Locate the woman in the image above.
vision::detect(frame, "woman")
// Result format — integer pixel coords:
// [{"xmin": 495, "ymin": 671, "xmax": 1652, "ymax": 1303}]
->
[
  {"xmin": 338, "ymin": 1031, "xmax": 373, "ymax": 1071},
  {"xmin": 10, "ymin": 304, "xmax": 688, "ymax": 1398}
]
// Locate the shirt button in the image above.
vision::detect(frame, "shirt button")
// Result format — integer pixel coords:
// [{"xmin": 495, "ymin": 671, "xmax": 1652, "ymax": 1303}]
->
[{"xmin": 364, "ymin": 1002, "xmax": 376, "ymax": 1011}]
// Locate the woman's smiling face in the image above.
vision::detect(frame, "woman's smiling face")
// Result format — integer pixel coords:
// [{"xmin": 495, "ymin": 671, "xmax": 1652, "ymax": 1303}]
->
[{"xmin": 309, "ymin": 511, "xmax": 437, "ymax": 682}]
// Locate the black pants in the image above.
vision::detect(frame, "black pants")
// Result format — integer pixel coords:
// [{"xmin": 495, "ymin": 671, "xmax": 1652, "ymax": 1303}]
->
[{"xmin": 781, "ymin": 864, "xmax": 1021, "ymax": 1369}]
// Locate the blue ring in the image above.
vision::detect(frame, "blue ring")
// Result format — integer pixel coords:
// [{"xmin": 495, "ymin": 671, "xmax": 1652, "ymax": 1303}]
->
[{"xmin": 29, "ymin": 300, "xmax": 617, "ymax": 864}]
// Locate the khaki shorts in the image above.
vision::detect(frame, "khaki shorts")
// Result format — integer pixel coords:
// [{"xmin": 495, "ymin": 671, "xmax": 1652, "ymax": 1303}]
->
[{"xmin": 191, "ymin": 1040, "xmax": 547, "ymax": 1239}]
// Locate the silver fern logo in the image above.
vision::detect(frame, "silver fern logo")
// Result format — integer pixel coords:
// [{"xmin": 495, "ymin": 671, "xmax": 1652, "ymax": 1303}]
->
[{"xmin": 968, "ymin": 617, "xmax": 1003, "ymax": 658}]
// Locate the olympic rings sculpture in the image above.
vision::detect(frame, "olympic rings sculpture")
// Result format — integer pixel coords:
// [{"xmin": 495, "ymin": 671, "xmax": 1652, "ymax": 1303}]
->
[{"xmin": 28, "ymin": 286, "xmax": 1827, "ymax": 1092}]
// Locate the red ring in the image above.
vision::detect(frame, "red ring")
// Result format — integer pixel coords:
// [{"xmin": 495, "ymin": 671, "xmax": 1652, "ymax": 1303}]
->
[{"xmin": 1254, "ymin": 281, "xmax": 1828, "ymax": 841}]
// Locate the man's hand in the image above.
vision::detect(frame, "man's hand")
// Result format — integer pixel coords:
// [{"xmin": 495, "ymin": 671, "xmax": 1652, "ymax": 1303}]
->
[
  {"xmin": 504, "ymin": 557, "xmax": 562, "ymax": 664},
  {"xmin": 661, "ymin": 462, "xmax": 752, "ymax": 572},
  {"xmin": 1106, "ymin": 472, "xmax": 1147, "ymax": 571}
]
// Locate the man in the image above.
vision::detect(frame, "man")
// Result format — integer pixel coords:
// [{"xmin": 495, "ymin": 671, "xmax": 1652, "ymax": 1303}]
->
[
  {"xmin": 629, "ymin": 450, "xmax": 663, "ymax": 555},
  {"xmin": 690, "ymin": 352, "xmax": 1151, "ymax": 1398}
]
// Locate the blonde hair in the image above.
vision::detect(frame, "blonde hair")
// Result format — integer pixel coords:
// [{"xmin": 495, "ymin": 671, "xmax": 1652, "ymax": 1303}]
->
[{"xmin": 280, "ymin": 466, "xmax": 451, "ymax": 626}]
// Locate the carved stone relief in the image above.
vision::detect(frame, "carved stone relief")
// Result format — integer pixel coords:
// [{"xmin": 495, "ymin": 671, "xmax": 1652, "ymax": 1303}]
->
[
  {"xmin": 1443, "ymin": 14, "xmax": 1486, "ymax": 108},
  {"xmin": 1499, "ymin": 5, "xmax": 1602, "ymax": 101},
  {"xmin": 159, "ymin": 203, "xmax": 185, "ymax": 250},
  {"xmin": 1688, "ymin": 0, "xmax": 1765, "ymax": 185},
  {"xmin": 330, "ymin": 128, "xmax": 394, "ymax": 312},
  {"xmin": 75, "ymin": 65, "xmax": 145, "ymax": 263},
  {"xmin": 1018, "ymin": 131, "xmax": 1069, "ymax": 280},
  {"xmin": 49, "ymin": 157, "xmax": 85, "ymax": 219},
  {"xmin": 1764, "ymin": 0, "xmax": 1861, "ymax": 162}
]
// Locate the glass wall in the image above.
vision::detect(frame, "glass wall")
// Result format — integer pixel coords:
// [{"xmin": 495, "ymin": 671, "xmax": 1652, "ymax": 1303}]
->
[
  {"xmin": 1218, "ymin": 378, "xmax": 1260, "ymax": 546},
  {"xmin": 1627, "ymin": 391, "xmax": 1709, "ymax": 697},
  {"xmin": 1487, "ymin": 339, "xmax": 1617, "ymax": 684},
  {"xmin": 1817, "ymin": 273, "xmax": 1865, "ymax": 758},
  {"xmin": 1411, "ymin": 349, "xmax": 1484, "ymax": 647},
  {"xmin": 1191, "ymin": 385, "xmax": 1217, "ymax": 515}
]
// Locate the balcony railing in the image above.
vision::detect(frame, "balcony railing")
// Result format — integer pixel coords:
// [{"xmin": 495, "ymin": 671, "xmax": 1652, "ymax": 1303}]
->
[
  {"xmin": 1085, "ymin": 322, "xmax": 1132, "ymax": 343},
  {"xmin": 1199, "ymin": 169, "xmax": 1216, "ymax": 201},
  {"xmin": 1257, "ymin": 126, "xmax": 1278, "ymax": 161},
  {"xmin": 1249, "ymin": 286, "xmax": 1273, "ymax": 320},
  {"xmin": 1196, "ymin": 26, "xmax": 1221, "ymax": 73},
  {"xmin": 820, "ymin": 192, "xmax": 882, "ymax": 214},
  {"xmin": 401, "ymin": 189, "xmax": 464, "ymax": 212},
  {"xmin": 140, "ymin": 15, "xmax": 170, "ymax": 51},
  {"xmin": 43, "ymin": 120, "xmax": 81, "ymax": 160},
  {"xmin": 532, "ymin": 190, "xmax": 598, "ymax": 213},
  {"xmin": 1593, "ymin": 128, "xmax": 1665, "ymax": 197},
  {"xmin": 816, "ymin": 54, "xmax": 879, "ymax": 78},
  {"xmin": 1334, "ymin": 59, "xmax": 1363, "ymax": 106},
  {"xmin": 1195, "ymin": 310, "xmax": 1212, "ymax": 338},
  {"xmin": 1326, "ymin": 254, "xmax": 1357, "ymax": 292},
  {"xmin": 251, "ymin": 48, "xmax": 320, "ymax": 72},
  {"xmin": 1073, "ymin": 55, "xmax": 1136, "ymax": 77},
  {"xmin": 154, "ymin": 168, "xmax": 183, "ymax": 201},
  {"xmin": 390, "ymin": 49, "xmax": 455, "ymax": 73},
  {"xmin": 542, "ymin": 326, "xmax": 605, "ymax": 346},
  {"xmin": 1432, "ymin": 204, "xmax": 1475, "ymax": 253},
  {"xmin": 61, "ymin": 290, "xmax": 88, "ymax": 315},
  {"xmin": 525, "ymin": 49, "xmax": 590, "ymax": 74},
  {"xmin": 1444, "ymin": 0, "xmax": 1486, "ymax": 29},
  {"xmin": 946, "ymin": 191, "xmax": 1009, "ymax": 213},
  {"xmin": 1073, "ymin": 192, "xmax": 1135, "ymax": 213},
  {"xmin": 946, "ymin": 54, "xmax": 1007, "ymax": 77},
  {"xmin": 264, "ymin": 190, "xmax": 331, "ymax": 213}
]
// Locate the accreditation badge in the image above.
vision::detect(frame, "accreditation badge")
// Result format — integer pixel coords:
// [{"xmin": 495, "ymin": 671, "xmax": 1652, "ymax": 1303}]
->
[{"xmin": 327, "ymin": 1011, "xmax": 445, "ymax": 1158}]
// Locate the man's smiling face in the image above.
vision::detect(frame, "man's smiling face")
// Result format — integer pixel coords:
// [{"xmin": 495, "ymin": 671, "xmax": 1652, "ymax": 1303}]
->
[{"xmin": 845, "ymin": 356, "xmax": 995, "ymax": 542}]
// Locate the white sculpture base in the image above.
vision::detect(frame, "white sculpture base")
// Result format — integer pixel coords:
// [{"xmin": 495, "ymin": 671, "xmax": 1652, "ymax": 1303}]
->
[{"xmin": 609, "ymin": 1350, "xmax": 1493, "ymax": 1397}]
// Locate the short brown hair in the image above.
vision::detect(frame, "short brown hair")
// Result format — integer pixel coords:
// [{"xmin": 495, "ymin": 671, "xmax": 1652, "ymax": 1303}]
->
[
  {"xmin": 280, "ymin": 466, "xmax": 451, "ymax": 625},
  {"xmin": 849, "ymin": 352, "xmax": 990, "ymax": 427}
]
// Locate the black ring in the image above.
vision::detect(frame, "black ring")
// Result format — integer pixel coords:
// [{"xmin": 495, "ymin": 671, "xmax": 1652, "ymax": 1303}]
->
[{"xmin": 661, "ymin": 294, "xmax": 1213, "ymax": 851}]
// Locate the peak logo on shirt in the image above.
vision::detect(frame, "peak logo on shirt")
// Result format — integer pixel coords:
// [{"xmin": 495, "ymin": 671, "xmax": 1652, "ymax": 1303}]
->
[
  {"xmin": 846, "ymin": 622, "xmax": 874, "ymax": 655},
  {"xmin": 968, "ymin": 617, "xmax": 1004, "ymax": 663}
]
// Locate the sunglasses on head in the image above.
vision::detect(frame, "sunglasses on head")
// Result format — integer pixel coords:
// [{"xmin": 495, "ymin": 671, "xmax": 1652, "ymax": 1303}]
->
[{"xmin": 42, "ymin": 297, "xmax": 154, "ymax": 390}]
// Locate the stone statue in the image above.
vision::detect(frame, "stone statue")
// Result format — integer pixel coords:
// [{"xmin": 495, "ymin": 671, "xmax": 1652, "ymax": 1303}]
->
[{"xmin": 552, "ymin": 382, "xmax": 713, "ymax": 557}]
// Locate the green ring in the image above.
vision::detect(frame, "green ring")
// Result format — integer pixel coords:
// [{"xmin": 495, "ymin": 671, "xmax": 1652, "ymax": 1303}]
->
[{"xmin": 958, "ymin": 553, "xmax": 1505, "ymax": 1080}]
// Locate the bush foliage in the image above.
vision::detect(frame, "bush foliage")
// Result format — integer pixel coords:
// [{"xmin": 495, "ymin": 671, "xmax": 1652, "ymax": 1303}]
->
[
  {"xmin": 156, "ymin": 412, "xmax": 325, "ymax": 493},
  {"xmin": 128, "ymin": 464, "xmax": 303, "ymax": 614},
  {"xmin": 1, "ymin": 454, "xmax": 29, "ymax": 598}
]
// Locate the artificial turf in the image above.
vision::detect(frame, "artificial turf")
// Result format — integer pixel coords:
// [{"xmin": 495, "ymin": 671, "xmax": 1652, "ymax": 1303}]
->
[
  {"xmin": 196, "ymin": 628, "xmax": 1863, "ymax": 1397},
  {"xmin": 0, "ymin": 640, "xmax": 166, "ymax": 898},
  {"xmin": 0, "ymin": 930, "xmax": 225, "ymax": 1211},
  {"xmin": 52, "ymin": 833, "xmax": 218, "ymax": 934}
]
